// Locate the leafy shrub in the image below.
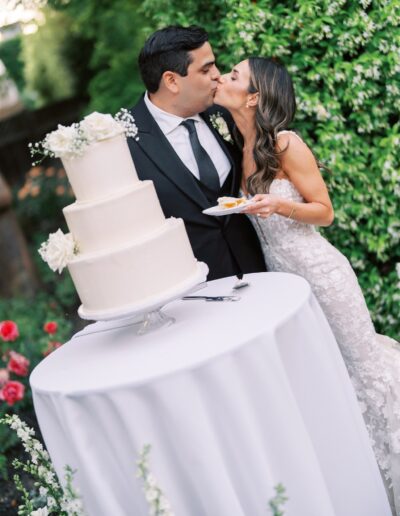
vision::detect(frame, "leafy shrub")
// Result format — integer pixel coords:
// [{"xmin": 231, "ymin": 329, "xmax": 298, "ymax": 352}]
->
[
  {"xmin": 14, "ymin": 164, "xmax": 79, "ymax": 311},
  {"xmin": 0, "ymin": 36, "xmax": 25, "ymax": 93},
  {"xmin": 22, "ymin": 8, "xmax": 84, "ymax": 108},
  {"xmin": 0, "ymin": 298, "xmax": 73, "ymax": 479},
  {"xmin": 45, "ymin": 0, "xmax": 145, "ymax": 113}
]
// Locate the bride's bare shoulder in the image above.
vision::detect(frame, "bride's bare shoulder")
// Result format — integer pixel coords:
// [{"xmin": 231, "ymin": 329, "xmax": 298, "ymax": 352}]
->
[
  {"xmin": 277, "ymin": 130, "xmax": 305, "ymax": 147},
  {"xmin": 276, "ymin": 131, "xmax": 319, "ymax": 177}
]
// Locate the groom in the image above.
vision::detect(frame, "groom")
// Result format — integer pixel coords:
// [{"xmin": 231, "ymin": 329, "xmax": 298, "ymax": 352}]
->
[{"xmin": 127, "ymin": 25, "xmax": 266, "ymax": 281}]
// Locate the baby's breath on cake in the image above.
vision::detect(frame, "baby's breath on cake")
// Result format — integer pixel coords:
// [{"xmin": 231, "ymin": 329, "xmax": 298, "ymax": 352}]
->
[
  {"xmin": 115, "ymin": 108, "xmax": 139, "ymax": 140},
  {"xmin": 29, "ymin": 111, "xmax": 139, "ymax": 164}
]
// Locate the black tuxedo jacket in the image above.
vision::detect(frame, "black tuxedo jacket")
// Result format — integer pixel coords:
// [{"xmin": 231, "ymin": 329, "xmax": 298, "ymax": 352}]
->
[{"xmin": 127, "ymin": 96, "xmax": 266, "ymax": 281}]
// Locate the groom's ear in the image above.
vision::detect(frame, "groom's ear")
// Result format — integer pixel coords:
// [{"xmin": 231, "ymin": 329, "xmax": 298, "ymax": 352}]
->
[{"xmin": 162, "ymin": 71, "xmax": 179, "ymax": 94}]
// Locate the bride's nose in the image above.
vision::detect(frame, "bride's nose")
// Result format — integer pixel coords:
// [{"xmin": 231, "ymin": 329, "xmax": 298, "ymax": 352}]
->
[{"xmin": 217, "ymin": 74, "xmax": 227, "ymax": 84}]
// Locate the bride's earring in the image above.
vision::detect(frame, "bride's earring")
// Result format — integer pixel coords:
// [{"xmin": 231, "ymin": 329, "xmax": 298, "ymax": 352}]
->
[{"xmin": 245, "ymin": 101, "xmax": 249, "ymax": 108}]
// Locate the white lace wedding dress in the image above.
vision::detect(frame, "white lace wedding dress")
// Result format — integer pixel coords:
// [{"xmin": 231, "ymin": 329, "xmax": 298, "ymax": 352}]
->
[{"xmin": 246, "ymin": 133, "xmax": 400, "ymax": 514}]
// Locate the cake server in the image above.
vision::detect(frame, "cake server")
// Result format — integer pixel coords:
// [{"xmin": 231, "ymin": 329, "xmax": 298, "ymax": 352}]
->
[{"xmin": 182, "ymin": 295, "xmax": 240, "ymax": 302}]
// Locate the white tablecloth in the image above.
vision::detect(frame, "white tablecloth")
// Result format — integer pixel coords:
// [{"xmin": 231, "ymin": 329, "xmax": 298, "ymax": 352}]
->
[{"xmin": 30, "ymin": 272, "xmax": 390, "ymax": 516}]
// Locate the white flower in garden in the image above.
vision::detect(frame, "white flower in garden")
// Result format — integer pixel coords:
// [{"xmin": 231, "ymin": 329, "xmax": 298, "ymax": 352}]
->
[
  {"xmin": 37, "ymin": 465, "xmax": 47, "ymax": 478},
  {"xmin": 146, "ymin": 473, "xmax": 157, "ymax": 487},
  {"xmin": 316, "ymin": 105, "xmax": 329, "ymax": 120},
  {"xmin": 31, "ymin": 451, "xmax": 39, "ymax": 464},
  {"xmin": 159, "ymin": 496, "xmax": 172, "ymax": 511},
  {"xmin": 209, "ymin": 113, "xmax": 233, "ymax": 143},
  {"xmin": 47, "ymin": 496, "xmax": 56, "ymax": 508},
  {"xmin": 17, "ymin": 427, "xmax": 32, "ymax": 442},
  {"xmin": 30, "ymin": 507, "xmax": 49, "ymax": 516},
  {"xmin": 80, "ymin": 111, "xmax": 124, "ymax": 141},
  {"xmin": 39, "ymin": 486, "xmax": 48, "ymax": 497},
  {"xmin": 137, "ymin": 444, "xmax": 174, "ymax": 516},
  {"xmin": 2, "ymin": 415, "xmax": 84, "ymax": 516},
  {"xmin": 60, "ymin": 497, "xmax": 85, "ymax": 514},
  {"xmin": 38, "ymin": 229, "xmax": 78, "ymax": 274},
  {"xmin": 145, "ymin": 488, "xmax": 159, "ymax": 502}
]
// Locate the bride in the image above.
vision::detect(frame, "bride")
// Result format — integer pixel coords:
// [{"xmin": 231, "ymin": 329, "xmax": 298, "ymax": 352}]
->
[{"xmin": 214, "ymin": 56, "xmax": 399, "ymax": 514}]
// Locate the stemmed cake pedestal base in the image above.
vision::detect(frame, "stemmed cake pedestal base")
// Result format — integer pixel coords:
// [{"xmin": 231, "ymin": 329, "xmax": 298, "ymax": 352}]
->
[{"xmin": 77, "ymin": 262, "xmax": 208, "ymax": 335}]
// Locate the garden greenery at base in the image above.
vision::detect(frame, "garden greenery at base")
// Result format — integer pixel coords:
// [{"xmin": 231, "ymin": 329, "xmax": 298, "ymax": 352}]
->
[{"xmin": 142, "ymin": 0, "xmax": 400, "ymax": 339}]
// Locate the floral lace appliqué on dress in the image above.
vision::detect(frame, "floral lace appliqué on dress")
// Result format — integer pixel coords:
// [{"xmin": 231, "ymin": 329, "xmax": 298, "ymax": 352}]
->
[{"xmin": 247, "ymin": 133, "xmax": 400, "ymax": 514}]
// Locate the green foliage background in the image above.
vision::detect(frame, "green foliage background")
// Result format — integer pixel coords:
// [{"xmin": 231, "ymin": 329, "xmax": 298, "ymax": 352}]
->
[
  {"xmin": 140, "ymin": 0, "xmax": 400, "ymax": 338},
  {"xmin": 6, "ymin": 0, "xmax": 400, "ymax": 339},
  {"xmin": 0, "ymin": 36, "xmax": 25, "ymax": 93},
  {"xmin": 44, "ymin": 0, "xmax": 145, "ymax": 113}
]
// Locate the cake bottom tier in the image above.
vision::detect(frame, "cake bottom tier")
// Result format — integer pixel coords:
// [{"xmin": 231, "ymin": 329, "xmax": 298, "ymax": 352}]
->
[{"xmin": 68, "ymin": 218, "xmax": 200, "ymax": 313}]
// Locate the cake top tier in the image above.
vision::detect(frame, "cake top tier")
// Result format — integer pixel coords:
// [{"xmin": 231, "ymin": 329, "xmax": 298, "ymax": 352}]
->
[
  {"xmin": 30, "ymin": 111, "xmax": 139, "ymax": 203},
  {"xmin": 30, "ymin": 111, "xmax": 138, "ymax": 162}
]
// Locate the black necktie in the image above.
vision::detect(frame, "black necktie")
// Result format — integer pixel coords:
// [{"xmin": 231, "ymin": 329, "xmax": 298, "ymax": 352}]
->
[{"xmin": 181, "ymin": 119, "xmax": 220, "ymax": 192}]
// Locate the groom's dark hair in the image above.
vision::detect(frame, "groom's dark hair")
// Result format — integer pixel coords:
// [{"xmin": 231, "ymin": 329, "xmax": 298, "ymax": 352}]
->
[{"xmin": 138, "ymin": 25, "xmax": 209, "ymax": 93}]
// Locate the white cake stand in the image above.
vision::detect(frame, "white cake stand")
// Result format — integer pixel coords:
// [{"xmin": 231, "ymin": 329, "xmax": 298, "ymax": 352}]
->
[{"xmin": 77, "ymin": 262, "xmax": 208, "ymax": 335}]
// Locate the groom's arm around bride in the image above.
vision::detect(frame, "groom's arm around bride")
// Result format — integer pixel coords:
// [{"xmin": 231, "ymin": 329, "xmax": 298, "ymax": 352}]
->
[{"xmin": 126, "ymin": 25, "xmax": 266, "ymax": 281}]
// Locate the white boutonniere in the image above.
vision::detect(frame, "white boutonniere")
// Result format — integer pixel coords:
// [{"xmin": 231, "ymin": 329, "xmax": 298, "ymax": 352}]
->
[{"xmin": 209, "ymin": 112, "xmax": 233, "ymax": 143}]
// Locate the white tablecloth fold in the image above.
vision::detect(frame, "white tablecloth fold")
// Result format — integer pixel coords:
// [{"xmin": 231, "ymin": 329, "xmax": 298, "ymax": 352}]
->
[{"xmin": 31, "ymin": 272, "xmax": 391, "ymax": 516}]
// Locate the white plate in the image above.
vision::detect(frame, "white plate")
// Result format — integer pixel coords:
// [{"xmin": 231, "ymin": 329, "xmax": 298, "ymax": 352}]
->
[{"xmin": 203, "ymin": 200, "xmax": 254, "ymax": 216}]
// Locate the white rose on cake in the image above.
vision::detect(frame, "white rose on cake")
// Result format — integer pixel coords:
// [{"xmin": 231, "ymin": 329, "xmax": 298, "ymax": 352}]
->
[
  {"xmin": 80, "ymin": 112, "xmax": 124, "ymax": 142},
  {"xmin": 43, "ymin": 124, "xmax": 81, "ymax": 159},
  {"xmin": 38, "ymin": 229, "xmax": 78, "ymax": 273}
]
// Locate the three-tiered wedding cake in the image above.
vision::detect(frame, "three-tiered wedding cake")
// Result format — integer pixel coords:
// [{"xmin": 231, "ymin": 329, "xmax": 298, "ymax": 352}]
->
[{"xmin": 37, "ymin": 112, "xmax": 207, "ymax": 318}]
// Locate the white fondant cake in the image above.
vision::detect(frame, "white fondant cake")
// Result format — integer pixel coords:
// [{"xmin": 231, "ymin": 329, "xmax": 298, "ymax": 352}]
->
[{"xmin": 56, "ymin": 123, "xmax": 206, "ymax": 317}]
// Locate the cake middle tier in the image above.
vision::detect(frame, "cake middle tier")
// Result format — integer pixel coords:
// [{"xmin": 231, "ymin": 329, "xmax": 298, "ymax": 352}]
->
[
  {"xmin": 67, "ymin": 218, "xmax": 199, "ymax": 314},
  {"xmin": 63, "ymin": 181, "xmax": 165, "ymax": 254}
]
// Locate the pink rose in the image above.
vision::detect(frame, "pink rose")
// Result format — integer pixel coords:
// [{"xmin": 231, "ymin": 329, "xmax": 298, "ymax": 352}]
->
[
  {"xmin": 0, "ymin": 321, "xmax": 19, "ymax": 342},
  {"xmin": 43, "ymin": 321, "xmax": 58, "ymax": 334},
  {"xmin": 0, "ymin": 368, "xmax": 9, "ymax": 386},
  {"xmin": 0, "ymin": 381, "xmax": 25, "ymax": 406},
  {"xmin": 7, "ymin": 351, "xmax": 30, "ymax": 377}
]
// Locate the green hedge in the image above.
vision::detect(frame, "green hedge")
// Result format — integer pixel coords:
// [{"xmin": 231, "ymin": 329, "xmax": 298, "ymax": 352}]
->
[
  {"xmin": 0, "ymin": 36, "xmax": 25, "ymax": 93},
  {"xmin": 142, "ymin": 0, "xmax": 400, "ymax": 339},
  {"xmin": 45, "ymin": 0, "xmax": 145, "ymax": 113}
]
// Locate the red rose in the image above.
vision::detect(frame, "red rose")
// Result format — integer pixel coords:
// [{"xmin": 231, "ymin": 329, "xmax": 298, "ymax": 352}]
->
[
  {"xmin": 0, "ymin": 381, "xmax": 25, "ymax": 406},
  {"xmin": 0, "ymin": 368, "xmax": 9, "ymax": 386},
  {"xmin": 43, "ymin": 321, "xmax": 58, "ymax": 334},
  {"xmin": 0, "ymin": 321, "xmax": 19, "ymax": 342},
  {"xmin": 7, "ymin": 351, "xmax": 30, "ymax": 377}
]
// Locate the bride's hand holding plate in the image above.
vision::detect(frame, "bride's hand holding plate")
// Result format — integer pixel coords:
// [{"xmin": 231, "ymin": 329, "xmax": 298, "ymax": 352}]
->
[{"xmin": 241, "ymin": 194, "xmax": 281, "ymax": 219}]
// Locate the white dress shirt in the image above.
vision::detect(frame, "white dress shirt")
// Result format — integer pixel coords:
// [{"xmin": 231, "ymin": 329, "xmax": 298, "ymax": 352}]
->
[{"xmin": 144, "ymin": 92, "xmax": 231, "ymax": 186}]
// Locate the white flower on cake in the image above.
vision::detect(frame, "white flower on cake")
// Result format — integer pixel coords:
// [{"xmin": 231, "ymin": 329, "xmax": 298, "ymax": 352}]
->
[
  {"xmin": 45, "ymin": 124, "xmax": 81, "ymax": 155},
  {"xmin": 80, "ymin": 112, "xmax": 124, "ymax": 141},
  {"xmin": 38, "ymin": 229, "xmax": 78, "ymax": 274},
  {"xmin": 29, "ymin": 110, "xmax": 138, "ymax": 164},
  {"xmin": 209, "ymin": 112, "xmax": 233, "ymax": 143},
  {"xmin": 29, "ymin": 123, "xmax": 86, "ymax": 162}
]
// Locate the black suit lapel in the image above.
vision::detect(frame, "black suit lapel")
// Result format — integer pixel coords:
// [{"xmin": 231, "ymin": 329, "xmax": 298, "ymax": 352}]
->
[
  {"xmin": 200, "ymin": 111, "xmax": 242, "ymax": 227},
  {"xmin": 200, "ymin": 111, "xmax": 238, "ymax": 198},
  {"xmin": 130, "ymin": 98, "xmax": 212, "ymax": 210}
]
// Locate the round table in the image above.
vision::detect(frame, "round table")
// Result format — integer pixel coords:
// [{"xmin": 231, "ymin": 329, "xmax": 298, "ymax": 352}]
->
[{"xmin": 30, "ymin": 272, "xmax": 390, "ymax": 516}]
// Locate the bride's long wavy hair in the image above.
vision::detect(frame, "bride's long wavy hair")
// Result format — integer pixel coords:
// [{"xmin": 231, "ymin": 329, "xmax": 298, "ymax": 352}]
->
[{"xmin": 241, "ymin": 57, "xmax": 296, "ymax": 195}]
